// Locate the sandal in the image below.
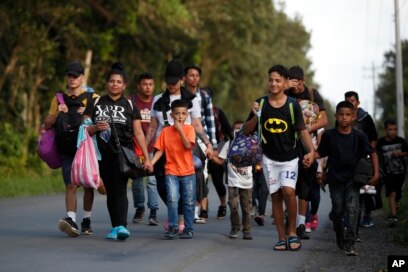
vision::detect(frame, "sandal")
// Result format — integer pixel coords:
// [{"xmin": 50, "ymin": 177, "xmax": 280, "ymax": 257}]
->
[
  {"xmin": 287, "ymin": 236, "xmax": 301, "ymax": 251},
  {"xmin": 273, "ymin": 240, "xmax": 287, "ymax": 251}
]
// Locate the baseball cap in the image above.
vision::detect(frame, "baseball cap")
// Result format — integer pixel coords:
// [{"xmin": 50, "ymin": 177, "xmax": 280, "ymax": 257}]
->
[
  {"xmin": 165, "ymin": 59, "xmax": 183, "ymax": 84},
  {"xmin": 65, "ymin": 61, "xmax": 84, "ymax": 76}
]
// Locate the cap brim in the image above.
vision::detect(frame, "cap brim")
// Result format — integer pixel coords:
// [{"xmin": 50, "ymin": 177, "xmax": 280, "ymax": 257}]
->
[
  {"xmin": 66, "ymin": 71, "xmax": 83, "ymax": 76},
  {"xmin": 165, "ymin": 76, "xmax": 180, "ymax": 84}
]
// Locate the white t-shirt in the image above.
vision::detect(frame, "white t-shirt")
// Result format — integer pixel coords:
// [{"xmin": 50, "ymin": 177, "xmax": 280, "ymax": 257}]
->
[
  {"xmin": 218, "ymin": 140, "xmax": 253, "ymax": 189},
  {"xmin": 150, "ymin": 93, "xmax": 201, "ymax": 139}
]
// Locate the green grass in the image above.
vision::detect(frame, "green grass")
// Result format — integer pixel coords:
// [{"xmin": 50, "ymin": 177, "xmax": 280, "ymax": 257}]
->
[{"xmin": 0, "ymin": 171, "xmax": 65, "ymax": 199}]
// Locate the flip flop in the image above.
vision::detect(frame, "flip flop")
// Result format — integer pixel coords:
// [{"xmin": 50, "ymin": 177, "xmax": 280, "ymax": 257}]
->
[
  {"xmin": 273, "ymin": 240, "xmax": 287, "ymax": 251},
  {"xmin": 287, "ymin": 236, "xmax": 301, "ymax": 251}
]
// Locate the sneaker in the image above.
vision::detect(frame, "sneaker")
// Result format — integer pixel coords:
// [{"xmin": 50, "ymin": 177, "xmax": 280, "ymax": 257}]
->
[
  {"xmin": 133, "ymin": 207, "xmax": 145, "ymax": 223},
  {"xmin": 344, "ymin": 245, "xmax": 358, "ymax": 256},
  {"xmin": 117, "ymin": 225, "xmax": 130, "ymax": 240},
  {"xmin": 164, "ymin": 227, "xmax": 178, "ymax": 239},
  {"xmin": 296, "ymin": 224, "xmax": 310, "ymax": 239},
  {"xmin": 361, "ymin": 216, "xmax": 374, "ymax": 227},
  {"xmin": 310, "ymin": 214, "xmax": 319, "ymax": 230},
  {"xmin": 254, "ymin": 215, "xmax": 265, "ymax": 226},
  {"xmin": 180, "ymin": 229, "xmax": 193, "ymax": 239},
  {"xmin": 355, "ymin": 234, "xmax": 362, "ymax": 242},
  {"xmin": 217, "ymin": 205, "xmax": 227, "ymax": 219},
  {"xmin": 229, "ymin": 229, "xmax": 240, "ymax": 239},
  {"xmin": 195, "ymin": 210, "xmax": 208, "ymax": 224},
  {"xmin": 243, "ymin": 231, "xmax": 253, "ymax": 240},
  {"xmin": 387, "ymin": 215, "xmax": 398, "ymax": 223},
  {"xmin": 296, "ymin": 224, "xmax": 310, "ymax": 240},
  {"xmin": 305, "ymin": 222, "xmax": 312, "ymax": 233},
  {"xmin": 105, "ymin": 226, "xmax": 119, "ymax": 240},
  {"xmin": 58, "ymin": 217, "xmax": 80, "ymax": 237},
  {"xmin": 80, "ymin": 217, "xmax": 93, "ymax": 235},
  {"xmin": 148, "ymin": 209, "xmax": 158, "ymax": 226}
]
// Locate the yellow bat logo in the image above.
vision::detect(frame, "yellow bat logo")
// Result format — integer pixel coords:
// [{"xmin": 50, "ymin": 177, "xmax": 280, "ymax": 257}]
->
[{"xmin": 264, "ymin": 118, "xmax": 288, "ymax": 133}]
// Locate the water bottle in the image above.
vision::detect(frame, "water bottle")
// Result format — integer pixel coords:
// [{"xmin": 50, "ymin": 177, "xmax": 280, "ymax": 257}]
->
[{"xmin": 99, "ymin": 128, "xmax": 111, "ymax": 143}]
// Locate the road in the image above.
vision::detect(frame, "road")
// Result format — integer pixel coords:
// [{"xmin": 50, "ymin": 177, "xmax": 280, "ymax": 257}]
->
[{"xmin": 0, "ymin": 181, "xmax": 333, "ymax": 272}]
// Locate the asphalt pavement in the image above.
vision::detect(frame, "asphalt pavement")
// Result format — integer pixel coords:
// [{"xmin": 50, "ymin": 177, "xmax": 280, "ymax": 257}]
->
[{"xmin": 0, "ymin": 180, "xmax": 333, "ymax": 272}]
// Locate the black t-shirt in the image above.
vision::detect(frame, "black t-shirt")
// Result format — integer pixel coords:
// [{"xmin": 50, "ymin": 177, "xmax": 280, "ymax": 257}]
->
[
  {"xmin": 84, "ymin": 95, "xmax": 142, "ymax": 152},
  {"xmin": 376, "ymin": 136, "xmax": 408, "ymax": 175},
  {"xmin": 285, "ymin": 85, "xmax": 326, "ymax": 111},
  {"xmin": 317, "ymin": 128, "xmax": 373, "ymax": 184},
  {"xmin": 247, "ymin": 96, "xmax": 305, "ymax": 162}
]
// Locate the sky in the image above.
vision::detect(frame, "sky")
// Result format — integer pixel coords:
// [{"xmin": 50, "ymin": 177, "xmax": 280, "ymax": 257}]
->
[{"xmin": 284, "ymin": 0, "xmax": 408, "ymax": 118}]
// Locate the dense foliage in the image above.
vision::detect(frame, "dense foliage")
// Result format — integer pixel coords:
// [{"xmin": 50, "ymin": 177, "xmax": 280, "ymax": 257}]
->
[{"xmin": 0, "ymin": 0, "xmax": 314, "ymax": 175}]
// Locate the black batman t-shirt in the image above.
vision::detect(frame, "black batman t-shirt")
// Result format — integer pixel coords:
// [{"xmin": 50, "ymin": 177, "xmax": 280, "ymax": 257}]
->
[{"xmin": 247, "ymin": 96, "xmax": 305, "ymax": 162}]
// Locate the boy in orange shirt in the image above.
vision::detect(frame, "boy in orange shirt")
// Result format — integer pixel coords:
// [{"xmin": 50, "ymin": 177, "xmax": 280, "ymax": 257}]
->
[{"xmin": 151, "ymin": 99, "xmax": 196, "ymax": 239}]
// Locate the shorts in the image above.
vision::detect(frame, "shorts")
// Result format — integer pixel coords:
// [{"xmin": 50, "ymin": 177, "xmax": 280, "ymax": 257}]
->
[
  {"xmin": 384, "ymin": 173, "xmax": 406, "ymax": 198},
  {"xmin": 296, "ymin": 161, "xmax": 318, "ymax": 201},
  {"xmin": 61, "ymin": 153, "xmax": 75, "ymax": 185},
  {"xmin": 261, "ymin": 156, "xmax": 298, "ymax": 194}
]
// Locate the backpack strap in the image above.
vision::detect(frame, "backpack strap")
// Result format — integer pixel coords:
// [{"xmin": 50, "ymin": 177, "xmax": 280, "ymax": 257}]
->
[
  {"xmin": 56, "ymin": 93, "xmax": 65, "ymax": 104},
  {"xmin": 307, "ymin": 87, "xmax": 314, "ymax": 102},
  {"xmin": 259, "ymin": 96, "xmax": 267, "ymax": 144},
  {"xmin": 288, "ymin": 96, "xmax": 298, "ymax": 148}
]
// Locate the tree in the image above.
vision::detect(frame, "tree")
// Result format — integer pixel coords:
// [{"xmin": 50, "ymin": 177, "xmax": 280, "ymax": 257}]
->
[{"xmin": 375, "ymin": 40, "xmax": 408, "ymax": 136}]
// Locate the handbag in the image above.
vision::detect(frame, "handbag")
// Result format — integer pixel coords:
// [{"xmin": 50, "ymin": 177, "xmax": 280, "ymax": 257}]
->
[
  {"xmin": 108, "ymin": 107, "xmax": 144, "ymax": 179},
  {"xmin": 353, "ymin": 157, "xmax": 373, "ymax": 186},
  {"xmin": 37, "ymin": 93, "xmax": 65, "ymax": 169},
  {"xmin": 70, "ymin": 125, "xmax": 101, "ymax": 189},
  {"xmin": 37, "ymin": 128, "xmax": 61, "ymax": 169}
]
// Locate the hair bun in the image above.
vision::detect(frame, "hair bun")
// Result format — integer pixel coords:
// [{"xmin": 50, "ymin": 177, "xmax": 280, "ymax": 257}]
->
[{"xmin": 111, "ymin": 62, "xmax": 124, "ymax": 71}]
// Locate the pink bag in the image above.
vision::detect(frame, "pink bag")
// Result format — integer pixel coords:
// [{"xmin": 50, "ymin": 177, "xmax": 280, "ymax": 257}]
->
[
  {"xmin": 38, "ymin": 128, "xmax": 61, "ymax": 169},
  {"xmin": 70, "ymin": 127, "xmax": 100, "ymax": 189}
]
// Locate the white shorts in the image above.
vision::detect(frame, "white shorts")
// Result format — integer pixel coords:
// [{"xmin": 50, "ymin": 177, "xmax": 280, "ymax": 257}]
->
[{"xmin": 261, "ymin": 155, "xmax": 299, "ymax": 194}]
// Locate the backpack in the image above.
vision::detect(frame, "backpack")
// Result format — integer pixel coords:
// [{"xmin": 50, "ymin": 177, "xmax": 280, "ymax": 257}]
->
[
  {"xmin": 55, "ymin": 92, "xmax": 93, "ymax": 155},
  {"xmin": 227, "ymin": 97, "xmax": 267, "ymax": 168}
]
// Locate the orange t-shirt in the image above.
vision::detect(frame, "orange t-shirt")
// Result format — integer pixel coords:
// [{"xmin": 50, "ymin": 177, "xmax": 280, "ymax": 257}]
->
[{"xmin": 154, "ymin": 125, "xmax": 195, "ymax": 176}]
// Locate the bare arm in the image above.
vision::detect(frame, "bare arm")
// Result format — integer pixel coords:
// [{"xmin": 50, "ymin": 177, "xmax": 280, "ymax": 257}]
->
[
  {"xmin": 309, "ymin": 110, "xmax": 328, "ymax": 133},
  {"xmin": 133, "ymin": 119, "xmax": 153, "ymax": 172},
  {"xmin": 211, "ymin": 155, "xmax": 225, "ymax": 166},
  {"xmin": 174, "ymin": 121, "xmax": 192, "ymax": 149},
  {"xmin": 368, "ymin": 152, "xmax": 380, "ymax": 186},
  {"xmin": 146, "ymin": 117, "xmax": 159, "ymax": 146},
  {"xmin": 151, "ymin": 150, "xmax": 164, "ymax": 165},
  {"xmin": 299, "ymin": 129, "xmax": 315, "ymax": 168},
  {"xmin": 243, "ymin": 101, "xmax": 259, "ymax": 135}
]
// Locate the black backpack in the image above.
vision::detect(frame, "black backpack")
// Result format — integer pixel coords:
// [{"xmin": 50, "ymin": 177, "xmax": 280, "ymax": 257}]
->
[{"xmin": 55, "ymin": 92, "xmax": 93, "ymax": 155}]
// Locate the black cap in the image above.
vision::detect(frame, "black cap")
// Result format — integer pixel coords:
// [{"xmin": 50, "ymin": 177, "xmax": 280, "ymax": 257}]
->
[
  {"xmin": 65, "ymin": 61, "xmax": 84, "ymax": 76},
  {"xmin": 165, "ymin": 59, "xmax": 183, "ymax": 84}
]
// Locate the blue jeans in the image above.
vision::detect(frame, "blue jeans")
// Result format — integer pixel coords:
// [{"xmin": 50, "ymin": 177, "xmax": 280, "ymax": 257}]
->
[
  {"xmin": 165, "ymin": 174, "xmax": 196, "ymax": 231},
  {"xmin": 329, "ymin": 181, "xmax": 360, "ymax": 245},
  {"xmin": 131, "ymin": 175, "xmax": 159, "ymax": 210}
]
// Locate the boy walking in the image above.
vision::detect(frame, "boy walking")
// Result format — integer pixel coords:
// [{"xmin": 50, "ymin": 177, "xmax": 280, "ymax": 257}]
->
[
  {"xmin": 376, "ymin": 119, "xmax": 408, "ymax": 222},
  {"xmin": 315, "ymin": 101, "xmax": 379, "ymax": 256},
  {"xmin": 212, "ymin": 121, "xmax": 253, "ymax": 240},
  {"xmin": 243, "ymin": 65, "xmax": 315, "ymax": 251},
  {"xmin": 151, "ymin": 99, "xmax": 196, "ymax": 239}
]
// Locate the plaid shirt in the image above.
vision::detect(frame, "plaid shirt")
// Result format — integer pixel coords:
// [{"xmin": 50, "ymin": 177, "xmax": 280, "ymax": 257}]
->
[{"xmin": 197, "ymin": 88, "xmax": 217, "ymax": 149}]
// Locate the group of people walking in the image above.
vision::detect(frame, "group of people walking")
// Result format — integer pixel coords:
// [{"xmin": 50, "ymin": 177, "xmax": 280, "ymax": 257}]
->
[{"xmin": 42, "ymin": 60, "xmax": 407, "ymax": 257}]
